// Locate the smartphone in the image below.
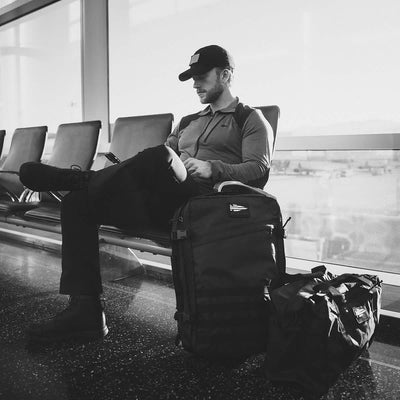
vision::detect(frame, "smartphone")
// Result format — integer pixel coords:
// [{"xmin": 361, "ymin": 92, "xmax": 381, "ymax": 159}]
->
[{"xmin": 104, "ymin": 152, "xmax": 121, "ymax": 164}]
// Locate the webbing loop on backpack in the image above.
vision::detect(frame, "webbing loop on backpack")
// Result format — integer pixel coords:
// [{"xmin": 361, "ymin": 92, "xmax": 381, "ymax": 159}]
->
[
  {"xmin": 171, "ymin": 229, "xmax": 188, "ymax": 241},
  {"xmin": 174, "ymin": 333, "xmax": 181, "ymax": 346},
  {"xmin": 174, "ymin": 311, "xmax": 194, "ymax": 323}
]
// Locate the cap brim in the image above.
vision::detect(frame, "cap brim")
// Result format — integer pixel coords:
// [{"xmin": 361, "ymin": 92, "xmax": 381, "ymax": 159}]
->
[
  {"xmin": 178, "ymin": 64, "xmax": 213, "ymax": 81},
  {"xmin": 178, "ymin": 68, "xmax": 192, "ymax": 82}
]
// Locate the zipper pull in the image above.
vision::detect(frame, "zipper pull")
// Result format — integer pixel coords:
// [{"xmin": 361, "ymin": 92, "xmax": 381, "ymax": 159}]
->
[
  {"xmin": 170, "ymin": 215, "xmax": 184, "ymax": 224},
  {"xmin": 265, "ymin": 224, "xmax": 274, "ymax": 235},
  {"xmin": 282, "ymin": 217, "xmax": 292, "ymax": 238},
  {"xmin": 283, "ymin": 217, "xmax": 291, "ymax": 229}
]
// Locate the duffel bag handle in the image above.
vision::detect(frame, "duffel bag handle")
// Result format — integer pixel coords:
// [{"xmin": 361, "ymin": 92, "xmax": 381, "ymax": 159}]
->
[
  {"xmin": 312, "ymin": 274, "xmax": 381, "ymax": 304},
  {"xmin": 313, "ymin": 274, "xmax": 375, "ymax": 294},
  {"xmin": 284, "ymin": 265, "xmax": 328, "ymax": 283},
  {"xmin": 268, "ymin": 265, "xmax": 328, "ymax": 291}
]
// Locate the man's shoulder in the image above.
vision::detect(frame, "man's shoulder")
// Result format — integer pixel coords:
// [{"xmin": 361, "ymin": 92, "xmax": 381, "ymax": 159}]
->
[
  {"xmin": 235, "ymin": 101, "xmax": 255, "ymax": 112},
  {"xmin": 178, "ymin": 111, "xmax": 203, "ymax": 131},
  {"xmin": 233, "ymin": 102, "xmax": 259, "ymax": 130}
]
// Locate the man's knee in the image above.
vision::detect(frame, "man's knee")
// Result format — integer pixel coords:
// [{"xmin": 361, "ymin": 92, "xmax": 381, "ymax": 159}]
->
[
  {"xmin": 165, "ymin": 146, "xmax": 187, "ymax": 183},
  {"xmin": 135, "ymin": 145, "xmax": 187, "ymax": 183}
]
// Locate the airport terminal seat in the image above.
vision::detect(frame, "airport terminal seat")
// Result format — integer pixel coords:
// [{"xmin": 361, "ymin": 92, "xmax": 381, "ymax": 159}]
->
[
  {"xmin": 22, "ymin": 115, "xmax": 173, "ymax": 226},
  {"xmin": 0, "ymin": 126, "xmax": 47, "ymax": 202},
  {"xmin": 104, "ymin": 113, "xmax": 174, "ymax": 168},
  {"xmin": 0, "ymin": 121, "xmax": 101, "ymax": 216},
  {"xmin": 99, "ymin": 106, "xmax": 281, "ymax": 251},
  {"xmin": 0, "ymin": 114, "xmax": 174, "ymax": 254},
  {"xmin": 97, "ymin": 113, "xmax": 174, "ymax": 247},
  {"xmin": 0, "ymin": 106, "xmax": 280, "ymax": 259}
]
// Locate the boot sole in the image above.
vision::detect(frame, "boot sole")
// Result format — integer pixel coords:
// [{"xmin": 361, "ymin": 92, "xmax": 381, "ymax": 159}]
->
[{"xmin": 27, "ymin": 326, "xmax": 109, "ymax": 343}]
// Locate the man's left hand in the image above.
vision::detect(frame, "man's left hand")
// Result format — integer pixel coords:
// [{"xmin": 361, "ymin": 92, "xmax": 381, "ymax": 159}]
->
[{"xmin": 183, "ymin": 158, "xmax": 212, "ymax": 179}]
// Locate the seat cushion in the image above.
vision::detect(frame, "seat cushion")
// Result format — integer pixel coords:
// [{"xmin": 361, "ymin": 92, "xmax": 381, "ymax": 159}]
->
[
  {"xmin": 100, "ymin": 225, "xmax": 171, "ymax": 248},
  {"xmin": 0, "ymin": 200, "xmax": 40, "ymax": 215},
  {"xmin": 24, "ymin": 203, "xmax": 61, "ymax": 223}
]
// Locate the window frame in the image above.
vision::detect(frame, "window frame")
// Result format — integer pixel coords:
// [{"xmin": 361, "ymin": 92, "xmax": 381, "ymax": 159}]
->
[{"xmin": 0, "ymin": 0, "xmax": 110, "ymax": 148}]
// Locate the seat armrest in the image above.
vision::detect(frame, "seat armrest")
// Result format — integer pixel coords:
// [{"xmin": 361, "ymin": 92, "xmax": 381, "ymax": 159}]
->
[
  {"xmin": 47, "ymin": 191, "xmax": 64, "ymax": 202},
  {"xmin": 18, "ymin": 188, "xmax": 63, "ymax": 203},
  {"xmin": 213, "ymin": 180, "xmax": 276, "ymax": 199},
  {"xmin": 19, "ymin": 188, "xmax": 40, "ymax": 202}
]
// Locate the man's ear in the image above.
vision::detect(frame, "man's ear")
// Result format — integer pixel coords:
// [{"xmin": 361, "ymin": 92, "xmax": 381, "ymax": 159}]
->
[{"xmin": 221, "ymin": 69, "xmax": 231, "ymax": 83}]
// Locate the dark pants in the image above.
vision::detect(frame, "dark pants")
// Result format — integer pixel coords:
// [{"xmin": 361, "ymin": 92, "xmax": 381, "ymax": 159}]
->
[{"xmin": 59, "ymin": 145, "xmax": 201, "ymax": 295}]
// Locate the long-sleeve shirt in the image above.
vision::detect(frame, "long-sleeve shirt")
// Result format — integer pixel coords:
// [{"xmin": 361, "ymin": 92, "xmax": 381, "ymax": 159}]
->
[{"xmin": 165, "ymin": 98, "xmax": 274, "ymax": 191}]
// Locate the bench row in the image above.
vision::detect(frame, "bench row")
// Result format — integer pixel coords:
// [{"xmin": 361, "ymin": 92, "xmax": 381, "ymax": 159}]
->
[{"xmin": 0, "ymin": 107, "xmax": 279, "ymax": 258}]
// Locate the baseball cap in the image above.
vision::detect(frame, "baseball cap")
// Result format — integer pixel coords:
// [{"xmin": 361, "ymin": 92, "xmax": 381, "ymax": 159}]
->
[{"xmin": 178, "ymin": 45, "xmax": 235, "ymax": 81}]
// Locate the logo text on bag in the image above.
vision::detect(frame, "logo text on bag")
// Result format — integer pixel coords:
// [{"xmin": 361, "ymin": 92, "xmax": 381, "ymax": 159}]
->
[{"xmin": 228, "ymin": 202, "xmax": 250, "ymax": 218}]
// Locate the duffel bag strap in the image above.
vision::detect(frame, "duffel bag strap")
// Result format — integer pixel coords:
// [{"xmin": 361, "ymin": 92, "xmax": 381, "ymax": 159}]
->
[
  {"xmin": 312, "ymin": 274, "xmax": 381, "ymax": 302},
  {"xmin": 313, "ymin": 284, "xmax": 345, "ymax": 301},
  {"xmin": 284, "ymin": 265, "xmax": 328, "ymax": 283},
  {"xmin": 315, "ymin": 274, "xmax": 377, "ymax": 292},
  {"xmin": 333, "ymin": 274, "xmax": 374, "ymax": 287}
]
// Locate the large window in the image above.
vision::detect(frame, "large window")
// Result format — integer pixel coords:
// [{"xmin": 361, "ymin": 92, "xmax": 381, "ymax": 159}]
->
[
  {"xmin": 268, "ymin": 148, "xmax": 400, "ymax": 274},
  {"xmin": 108, "ymin": 0, "xmax": 400, "ymax": 276},
  {"xmin": 109, "ymin": 0, "xmax": 400, "ymax": 136},
  {"xmin": 0, "ymin": 0, "xmax": 81, "ymax": 152},
  {"xmin": 0, "ymin": 0, "xmax": 398, "ymax": 276}
]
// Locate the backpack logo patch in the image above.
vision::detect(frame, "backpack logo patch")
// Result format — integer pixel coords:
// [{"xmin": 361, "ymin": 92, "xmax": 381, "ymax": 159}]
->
[{"xmin": 228, "ymin": 202, "xmax": 250, "ymax": 218}]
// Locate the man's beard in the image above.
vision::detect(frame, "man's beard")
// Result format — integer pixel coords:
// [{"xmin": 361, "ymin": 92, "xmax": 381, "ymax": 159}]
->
[{"xmin": 200, "ymin": 81, "xmax": 224, "ymax": 104}]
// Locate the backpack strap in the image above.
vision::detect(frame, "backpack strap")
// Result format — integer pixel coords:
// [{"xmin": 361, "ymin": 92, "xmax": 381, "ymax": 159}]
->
[
  {"xmin": 233, "ymin": 103, "xmax": 270, "ymax": 188},
  {"xmin": 179, "ymin": 103, "xmax": 255, "ymax": 132},
  {"xmin": 233, "ymin": 102, "xmax": 255, "ymax": 130},
  {"xmin": 178, "ymin": 112, "xmax": 202, "ymax": 131}
]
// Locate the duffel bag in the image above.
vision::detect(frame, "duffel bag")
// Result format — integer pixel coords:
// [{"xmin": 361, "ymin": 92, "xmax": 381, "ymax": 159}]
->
[{"xmin": 264, "ymin": 266, "xmax": 382, "ymax": 396}]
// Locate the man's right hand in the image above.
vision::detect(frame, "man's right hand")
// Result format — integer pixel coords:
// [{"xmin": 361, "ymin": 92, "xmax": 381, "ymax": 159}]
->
[{"xmin": 183, "ymin": 158, "xmax": 212, "ymax": 179}]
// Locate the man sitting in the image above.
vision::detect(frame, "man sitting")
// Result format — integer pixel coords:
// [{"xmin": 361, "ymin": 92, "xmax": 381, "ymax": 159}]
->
[{"xmin": 20, "ymin": 44, "xmax": 274, "ymax": 342}]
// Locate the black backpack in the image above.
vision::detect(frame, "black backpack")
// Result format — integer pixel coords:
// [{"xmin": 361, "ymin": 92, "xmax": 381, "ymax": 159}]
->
[{"xmin": 171, "ymin": 189, "xmax": 286, "ymax": 359}]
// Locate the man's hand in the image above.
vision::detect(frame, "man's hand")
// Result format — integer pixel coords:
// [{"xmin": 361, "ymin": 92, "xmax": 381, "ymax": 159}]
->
[{"xmin": 183, "ymin": 158, "xmax": 212, "ymax": 179}]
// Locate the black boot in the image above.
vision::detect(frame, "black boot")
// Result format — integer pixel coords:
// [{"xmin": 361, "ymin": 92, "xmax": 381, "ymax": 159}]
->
[
  {"xmin": 26, "ymin": 295, "xmax": 108, "ymax": 342},
  {"xmin": 19, "ymin": 162, "xmax": 93, "ymax": 192}
]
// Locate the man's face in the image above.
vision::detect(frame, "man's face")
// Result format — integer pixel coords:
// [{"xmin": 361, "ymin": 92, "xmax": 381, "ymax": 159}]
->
[{"xmin": 192, "ymin": 68, "xmax": 224, "ymax": 104}]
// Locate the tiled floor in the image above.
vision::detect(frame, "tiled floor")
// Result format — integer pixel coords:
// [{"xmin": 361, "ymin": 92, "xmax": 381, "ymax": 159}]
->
[{"xmin": 0, "ymin": 240, "xmax": 400, "ymax": 400}]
